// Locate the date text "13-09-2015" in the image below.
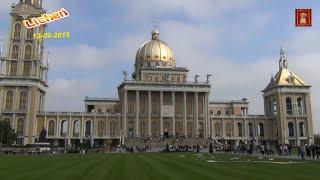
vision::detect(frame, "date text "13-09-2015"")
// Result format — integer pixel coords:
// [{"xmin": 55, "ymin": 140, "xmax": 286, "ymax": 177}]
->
[{"xmin": 33, "ymin": 32, "xmax": 71, "ymax": 39}]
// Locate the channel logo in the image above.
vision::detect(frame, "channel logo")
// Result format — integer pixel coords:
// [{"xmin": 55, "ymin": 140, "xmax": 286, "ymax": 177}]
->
[{"xmin": 295, "ymin": 9, "xmax": 312, "ymax": 27}]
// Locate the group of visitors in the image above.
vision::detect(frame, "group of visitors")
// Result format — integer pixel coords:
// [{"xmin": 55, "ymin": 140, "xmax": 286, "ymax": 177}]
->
[
  {"xmin": 299, "ymin": 144, "xmax": 320, "ymax": 160},
  {"xmin": 276, "ymin": 144, "xmax": 292, "ymax": 156},
  {"xmin": 165, "ymin": 143, "xmax": 201, "ymax": 152}
]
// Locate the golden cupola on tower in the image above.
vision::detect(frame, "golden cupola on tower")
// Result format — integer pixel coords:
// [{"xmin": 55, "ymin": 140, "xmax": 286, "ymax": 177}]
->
[{"xmin": 134, "ymin": 27, "xmax": 175, "ymax": 72}]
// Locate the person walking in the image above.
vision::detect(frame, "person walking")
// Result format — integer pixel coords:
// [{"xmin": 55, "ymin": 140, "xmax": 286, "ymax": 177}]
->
[
  {"xmin": 266, "ymin": 143, "xmax": 270, "ymax": 155},
  {"xmin": 300, "ymin": 144, "xmax": 306, "ymax": 160},
  {"xmin": 316, "ymin": 145, "xmax": 320, "ymax": 159},
  {"xmin": 311, "ymin": 144, "xmax": 316, "ymax": 159},
  {"xmin": 306, "ymin": 145, "xmax": 311, "ymax": 158}
]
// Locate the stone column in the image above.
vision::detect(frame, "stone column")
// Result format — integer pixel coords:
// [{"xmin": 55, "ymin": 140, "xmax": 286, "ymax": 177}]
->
[
  {"xmin": 204, "ymin": 93, "xmax": 209, "ymax": 138},
  {"xmin": 123, "ymin": 90, "xmax": 127, "ymax": 137},
  {"xmin": 295, "ymin": 117, "xmax": 299, "ymax": 145},
  {"xmin": 160, "ymin": 91, "xmax": 163, "ymax": 137},
  {"xmin": 135, "ymin": 90, "xmax": 139, "ymax": 137},
  {"xmin": 56, "ymin": 116, "xmax": 60, "ymax": 137},
  {"xmin": 81, "ymin": 114, "xmax": 84, "ymax": 139},
  {"xmin": 148, "ymin": 91, "xmax": 152, "ymax": 137},
  {"xmin": 221, "ymin": 119, "xmax": 225, "ymax": 138},
  {"xmin": 194, "ymin": 92, "xmax": 199, "ymax": 138},
  {"xmin": 0, "ymin": 60, "xmax": 4, "ymax": 75},
  {"xmin": 68, "ymin": 116, "xmax": 72, "ymax": 145},
  {"xmin": 183, "ymin": 91, "xmax": 187, "ymax": 137},
  {"xmin": 244, "ymin": 118, "xmax": 247, "ymax": 138},
  {"xmin": 172, "ymin": 91, "xmax": 175, "ymax": 136}
]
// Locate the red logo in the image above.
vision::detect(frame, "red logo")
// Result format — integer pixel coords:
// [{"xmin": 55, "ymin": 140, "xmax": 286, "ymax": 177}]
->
[{"xmin": 295, "ymin": 9, "xmax": 312, "ymax": 27}]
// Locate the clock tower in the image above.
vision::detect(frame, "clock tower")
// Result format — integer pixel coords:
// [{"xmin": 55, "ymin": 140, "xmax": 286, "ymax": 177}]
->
[{"xmin": 0, "ymin": 0, "xmax": 48, "ymax": 145}]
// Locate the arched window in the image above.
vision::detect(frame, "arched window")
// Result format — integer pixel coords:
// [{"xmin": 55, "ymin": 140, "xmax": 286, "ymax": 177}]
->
[
  {"xmin": 225, "ymin": 122, "xmax": 232, "ymax": 137},
  {"xmin": 175, "ymin": 121, "xmax": 182, "ymax": 136},
  {"xmin": 110, "ymin": 121, "xmax": 116, "ymax": 137},
  {"xmin": 19, "ymin": 91, "xmax": 27, "ymax": 110},
  {"xmin": 128, "ymin": 121, "xmax": 134, "ymax": 137},
  {"xmin": 198, "ymin": 122, "xmax": 204, "ymax": 138},
  {"xmin": 225, "ymin": 111, "xmax": 230, "ymax": 115},
  {"xmin": 12, "ymin": 45, "xmax": 19, "ymax": 59},
  {"xmin": 10, "ymin": 61, "xmax": 17, "ymax": 75},
  {"xmin": 139, "ymin": 121, "xmax": 146, "ymax": 138},
  {"xmin": 3, "ymin": 118, "xmax": 10, "ymax": 123},
  {"xmin": 97, "ymin": 108, "xmax": 102, "ymax": 113},
  {"xmin": 273, "ymin": 98, "xmax": 277, "ymax": 115},
  {"xmin": 60, "ymin": 120, "xmax": 68, "ymax": 137},
  {"xmin": 163, "ymin": 121, "xmax": 169, "ymax": 136},
  {"xmin": 85, "ymin": 121, "xmax": 91, "ymax": 137},
  {"xmin": 151, "ymin": 121, "xmax": 158, "ymax": 137},
  {"xmin": 26, "ymin": 28, "xmax": 33, "ymax": 39},
  {"xmin": 217, "ymin": 111, "xmax": 221, "ymax": 116},
  {"xmin": 288, "ymin": 122, "xmax": 294, "ymax": 137},
  {"xmin": 286, "ymin": 97, "xmax": 292, "ymax": 115},
  {"xmin": 248, "ymin": 123, "xmax": 253, "ymax": 137},
  {"xmin": 13, "ymin": 23, "xmax": 21, "ymax": 38},
  {"xmin": 5, "ymin": 91, "xmax": 13, "ymax": 109},
  {"xmin": 187, "ymin": 122, "xmax": 193, "ymax": 138},
  {"xmin": 106, "ymin": 109, "xmax": 111, "ymax": 113},
  {"xmin": 258, "ymin": 123, "xmax": 264, "ymax": 137},
  {"xmin": 17, "ymin": 118, "xmax": 24, "ymax": 135},
  {"xmin": 268, "ymin": 100, "xmax": 272, "ymax": 114},
  {"xmin": 214, "ymin": 122, "xmax": 220, "ymax": 137},
  {"xmin": 210, "ymin": 111, "xmax": 213, "ymax": 115},
  {"xmin": 48, "ymin": 120, "xmax": 55, "ymax": 136},
  {"xmin": 73, "ymin": 120, "xmax": 80, "ymax": 137},
  {"xmin": 98, "ymin": 121, "xmax": 105, "ymax": 137},
  {"xmin": 23, "ymin": 61, "xmax": 31, "ymax": 76},
  {"xmin": 299, "ymin": 122, "xmax": 305, "ymax": 137},
  {"xmin": 25, "ymin": 45, "xmax": 32, "ymax": 60},
  {"xmin": 237, "ymin": 122, "xmax": 242, "ymax": 137},
  {"xmin": 297, "ymin": 97, "xmax": 303, "ymax": 115}
]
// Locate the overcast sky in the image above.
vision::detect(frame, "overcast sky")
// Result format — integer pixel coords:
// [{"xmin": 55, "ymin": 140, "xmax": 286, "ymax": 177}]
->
[{"xmin": 0, "ymin": 0, "xmax": 319, "ymax": 133}]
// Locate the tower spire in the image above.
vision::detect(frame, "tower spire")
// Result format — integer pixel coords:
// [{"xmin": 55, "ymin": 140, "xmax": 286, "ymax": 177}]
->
[{"xmin": 279, "ymin": 44, "xmax": 288, "ymax": 69}]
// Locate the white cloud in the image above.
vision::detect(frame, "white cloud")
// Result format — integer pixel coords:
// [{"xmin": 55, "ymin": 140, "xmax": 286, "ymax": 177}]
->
[
  {"xmin": 45, "ymin": 78, "xmax": 102, "ymax": 111},
  {"xmin": 117, "ymin": 0, "xmax": 255, "ymax": 22}
]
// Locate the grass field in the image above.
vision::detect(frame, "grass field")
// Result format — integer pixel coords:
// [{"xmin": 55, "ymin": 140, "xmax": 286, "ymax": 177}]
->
[{"xmin": 0, "ymin": 153, "xmax": 319, "ymax": 180}]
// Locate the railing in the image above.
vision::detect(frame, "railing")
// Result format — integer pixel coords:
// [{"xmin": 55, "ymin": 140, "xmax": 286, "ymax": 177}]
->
[
  {"xmin": 209, "ymin": 114, "xmax": 267, "ymax": 118},
  {"xmin": 122, "ymin": 80, "xmax": 210, "ymax": 86},
  {"xmin": 37, "ymin": 111, "xmax": 121, "ymax": 116}
]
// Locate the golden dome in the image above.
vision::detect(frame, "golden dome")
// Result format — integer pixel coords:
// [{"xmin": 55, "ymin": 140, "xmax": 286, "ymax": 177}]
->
[{"xmin": 135, "ymin": 28, "xmax": 175, "ymax": 71}]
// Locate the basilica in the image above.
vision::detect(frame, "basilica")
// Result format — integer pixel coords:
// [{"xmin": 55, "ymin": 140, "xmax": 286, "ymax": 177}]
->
[{"xmin": 0, "ymin": 0, "xmax": 314, "ymax": 147}]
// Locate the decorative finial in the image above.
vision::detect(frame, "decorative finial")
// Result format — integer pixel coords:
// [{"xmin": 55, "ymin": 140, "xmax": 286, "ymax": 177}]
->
[
  {"xmin": 206, "ymin": 74, "xmax": 212, "ymax": 83},
  {"xmin": 151, "ymin": 20, "xmax": 159, "ymax": 40},
  {"xmin": 194, "ymin": 75, "xmax": 199, "ymax": 82},
  {"xmin": 280, "ymin": 44, "xmax": 285, "ymax": 57},
  {"xmin": 122, "ymin": 70, "xmax": 128, "ymax": 81},
  {"xmin": 279, "ymin": 44, "xmax": 288, "ymax": 69}
]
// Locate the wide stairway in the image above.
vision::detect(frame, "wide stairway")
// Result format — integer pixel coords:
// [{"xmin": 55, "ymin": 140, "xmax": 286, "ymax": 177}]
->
[{"xmin": 124, "ymin": 138, "xmax": 210, "ymax": 149}]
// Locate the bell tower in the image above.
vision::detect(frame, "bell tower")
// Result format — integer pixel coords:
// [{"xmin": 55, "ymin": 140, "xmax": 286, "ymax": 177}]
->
[
  {"xmin": 262, "ymin": 46, "xmax": 313, "ymax": 146},
  {"xmin": 0, "ymin": 0, "xmax": 48, "ymax": 145}
]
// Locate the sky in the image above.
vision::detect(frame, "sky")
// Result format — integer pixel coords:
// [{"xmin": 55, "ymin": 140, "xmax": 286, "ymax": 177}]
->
[{"xmin": 0, "ymin": 0, "xmax": 319, "ymax": 133}]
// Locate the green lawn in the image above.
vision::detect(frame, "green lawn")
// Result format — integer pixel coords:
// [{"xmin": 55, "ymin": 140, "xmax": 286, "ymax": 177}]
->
[{"xmin": 0, "ymin": 153, "xmax": 319, "ymax": 180}]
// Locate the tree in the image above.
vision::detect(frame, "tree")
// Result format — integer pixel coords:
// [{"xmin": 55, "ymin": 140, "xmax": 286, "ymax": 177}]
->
[{"xmin": 0, "ymin": 121, "xmax": 17, "ymax": 146}]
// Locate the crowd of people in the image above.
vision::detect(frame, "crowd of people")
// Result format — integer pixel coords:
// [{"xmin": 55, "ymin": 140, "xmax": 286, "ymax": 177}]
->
[{"xmin": 298, "ymin": 144, "xmax": 320, "ymax": 160}]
